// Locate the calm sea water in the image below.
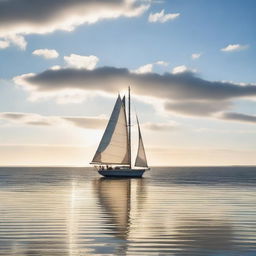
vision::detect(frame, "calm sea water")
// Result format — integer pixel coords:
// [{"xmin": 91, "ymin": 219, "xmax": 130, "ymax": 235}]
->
[{"xmin": 0, "ymin": 166, "xmax": 256, "ymax": 256}]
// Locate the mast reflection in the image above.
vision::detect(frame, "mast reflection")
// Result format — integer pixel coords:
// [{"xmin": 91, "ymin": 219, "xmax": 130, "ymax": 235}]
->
[{"xmin": 93, "ymin": 178, "xmax": 146, "ymax": 255}]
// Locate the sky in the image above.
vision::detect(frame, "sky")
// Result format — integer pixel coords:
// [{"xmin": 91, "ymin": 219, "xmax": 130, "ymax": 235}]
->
[{"xmin": 0, "ymin": 0, "xmax": 255, "ymax": 166}]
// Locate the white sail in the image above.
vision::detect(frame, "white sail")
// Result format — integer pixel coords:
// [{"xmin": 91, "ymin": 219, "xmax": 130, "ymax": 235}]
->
[
  {"xmin": 91, "ymin": 95, "xmax": 129, "ymax": 165},
  {"xmin": 135, "ymin": 116, "xmax": 148, "ymax": 168}
]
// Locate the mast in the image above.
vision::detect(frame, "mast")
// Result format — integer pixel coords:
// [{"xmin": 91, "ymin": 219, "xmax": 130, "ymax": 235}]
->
[{"xmin": 128, "ymin": 86, "xmax": 131, "ymax": 168}]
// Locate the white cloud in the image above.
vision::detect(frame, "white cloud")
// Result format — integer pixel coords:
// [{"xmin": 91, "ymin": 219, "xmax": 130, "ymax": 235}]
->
[
  {"xmin": 133, "ymin": 60, "xmax": 169, "ymax": 74},
  {"xmin": 50, "ymin": 65, "xmax": 61, "ymax": 70},
  {"xmin": 4, "ymin": 34, "xmax": 27, "ymax": 50},
  {"xmin": 172, "ymin": 65, "xmax": 196, "ymax": 74},
  {"xmin": 221, "ymin": 44, "xmax": 249, "ymax": 52},
  {"xmin": 133, "ymin": 63, "xmax": 153, "ymax": 74},
  {"xmin": 64, "ymin": 54, "xmax": 99, "ymax": 70},
  {"xmin": 191, "ymin": 53, "xmax": 201, "ymax": 59},
  {"xmin": 0, "ymin": 0, "xmax": 149, "ymax": 50},
  {"xmin": 148, "ymin": 9, "xmax": 180, "ymax": 23},
  {"xmin": 0, "ymin": 40, "xmax": 10, "ymax": 49},
  {"xmin": 32, "ymin": 49, "xmax": 59, "ymax": 59},
  {"xmin": 155, "ymin": 60, "xmax": 169, "ymax": 66}
]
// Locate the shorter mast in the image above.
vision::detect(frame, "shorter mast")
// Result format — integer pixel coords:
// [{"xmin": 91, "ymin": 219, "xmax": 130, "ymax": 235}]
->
[{"xmin": 128, "ymin": 87, "xmax": 131, "ymax": 168}]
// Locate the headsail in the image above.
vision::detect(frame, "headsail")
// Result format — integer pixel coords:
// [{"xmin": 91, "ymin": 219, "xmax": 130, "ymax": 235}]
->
[
  {"xmin": 91, "ymin": 95, "xmax": 129, "ymax": 165},
  {"xmin": 135, "ymin": 116, "xmax": 148, "ymax": 168}
]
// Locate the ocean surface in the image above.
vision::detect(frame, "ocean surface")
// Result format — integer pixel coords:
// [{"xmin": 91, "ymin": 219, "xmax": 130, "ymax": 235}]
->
[{"xmin": 0, "ymin": 166, "xmax": 256, "ymax": 256}]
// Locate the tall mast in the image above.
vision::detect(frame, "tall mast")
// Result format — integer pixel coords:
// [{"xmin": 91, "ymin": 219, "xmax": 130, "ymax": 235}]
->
[{"xmin": 128, "ymin": 86, "xmax": 131, "ymax": 168}]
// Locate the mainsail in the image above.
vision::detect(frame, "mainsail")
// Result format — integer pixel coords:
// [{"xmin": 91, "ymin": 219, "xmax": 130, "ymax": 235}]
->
[
  {"xmin": 91, "ymin": 95, "xmax": 129, "ymax": 165},
  {"xmin": 135, "ymin": 116, "xmax": 148, "ymax": 168}
]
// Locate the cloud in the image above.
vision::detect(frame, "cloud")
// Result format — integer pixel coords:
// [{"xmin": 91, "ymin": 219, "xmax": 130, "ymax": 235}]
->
[
  {"xmin": 63, "ymin": 116, "xmax": 106, "ymax": 129},
  {"xmin": 191, "ymin": 53, "xmax": 201, "ymax": 60},
  {"xmin": 172, "ymin": 65, "xmax": 196, "ymax": 74},
  {"xmin": 64, "ymin": 54, "xmax": 99, "ymax": 69},
  {"xmin": 0, "ymin": 112, "xmax": 107, "ymax": 129},
  {"xmin": 0, "ymin": 111, "xmax": 183, "ymax": 131},
  {"xmin": 221, "ymin": 44, "xmax": 249, "ymax": 52},
  {"xmin": 143, "ymin": 122, "xmax": 179, "ymax": 131},
  {"xmin": 14, "ymin": 66, "xmax": 256, "ymax": 101},
  {"xmin": 155, "ymin": 60, "xmax": 169, "ymax": 66},
  {"xmin": 0, "ymin": 0, "xmax": 149, "ymax": 49},
  {"xmin": 32, "ymin": 49, "xmax": 59, "ymax": 59},
  {"xmin": 5, "ymin": 34, "xmax": 27, "ymax": 50},
  {"xmin": 220, "ymin": 112, "xmax": 256, "ymax": 124},
  {"xmin": 133, "ymin": 60, "xmax": 169, "ymax": 74},
  {"xmin": 13, "ymin": 66, "xmax": 256, "ymax": 119},
  {"xmin": 165, "ymin": 101, "xmax": 232, "ymax": 117},
  {"xmin": 0, "ymin": 40, "xmax": 10, "ymax": 49},
  {"xmin": 50, "ymin": 65, "xmax": 61, "ymax": 70},
  {"xmin": 148, "ymin": 9, "xmax": 180, "ymax": 23},
  {"xmin": 0, "ymin": 112, "xmax": 55, "ymax": 126},
  {"xmin": 133, "ymin": 64, "xmax": 153, "ymax": 74},
  {"xmin": 0, "ymin": 113, "xmax": 27, "ymax": 120}
]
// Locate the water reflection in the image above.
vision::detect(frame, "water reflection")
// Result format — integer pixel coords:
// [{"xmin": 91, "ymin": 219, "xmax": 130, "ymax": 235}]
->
[
  {"xmin": 94, "ymin": 178, "xmax": 131, "ymax": 239},
  {"xmin": 93, "ymin": 177, "xmax": 239, "ymax": 255},
  {"xmin": 93, "ymin": 178, "xmax": 147, "ymax": 255},
  {"xmin": 0, "ymin": 167, "xmax": 255, "ymax": 255}
]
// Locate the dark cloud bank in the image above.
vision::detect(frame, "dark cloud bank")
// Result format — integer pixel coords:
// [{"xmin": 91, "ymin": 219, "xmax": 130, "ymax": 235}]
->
[
  {"xmin": 25, "ymin": 67, "xmax": 256, "ymax": 101},
  {"xmin": 0, "ymin": 0, "xmax": 147, "ymax": 36},
  {"xmin": 220, "ymin": 112, "xmax": 256, "ymax": 124},
  {"xmin": 0, "ymin": 0, "xmax": 122, "ymax": 24},
  {"xmin": 15, "ymin": 66, "xmax": 256, "ymax": 124}
]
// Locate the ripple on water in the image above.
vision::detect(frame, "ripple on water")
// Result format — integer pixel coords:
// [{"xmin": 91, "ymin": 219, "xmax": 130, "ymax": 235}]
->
[{"xmin": 0, "ymin": 167, "xmax": 255, "ymax": 255}]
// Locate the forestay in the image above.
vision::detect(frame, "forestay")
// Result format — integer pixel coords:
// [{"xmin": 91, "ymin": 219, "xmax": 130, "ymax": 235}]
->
[
  {"xmin": 91, "ymin": 95, "xmax": 129, "ymax": 165},
  {"xmin": 135, "ymin": 116, "xmax": 148, "ymax": 168}
]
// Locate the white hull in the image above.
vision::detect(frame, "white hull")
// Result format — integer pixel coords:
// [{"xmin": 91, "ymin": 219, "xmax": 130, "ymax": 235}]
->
[{"xmin": 98, "ymin": 169, "xmax": 146, "ymax": 178}]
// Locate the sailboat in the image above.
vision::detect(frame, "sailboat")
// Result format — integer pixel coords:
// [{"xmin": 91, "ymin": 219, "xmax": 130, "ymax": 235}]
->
[{"xmin": 90, "ymin": 87, "xmax": 149, "ymax": 178}]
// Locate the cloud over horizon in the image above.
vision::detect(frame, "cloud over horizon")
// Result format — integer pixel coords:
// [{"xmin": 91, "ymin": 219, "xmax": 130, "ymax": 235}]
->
[
  {"xmin": 220, "ymin": 112, "xmax": 256, "ymax": 124},
  {"xmin": 0, "ymin": 0, "xmax": 149, "ymax": 49},
  {"xmin": 0, "ymin": 112, "xmax": 107, "ymax": 129},
  {"xmin": 0, "ymin": 112, "xmax": 181, "ymax": 131}
]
